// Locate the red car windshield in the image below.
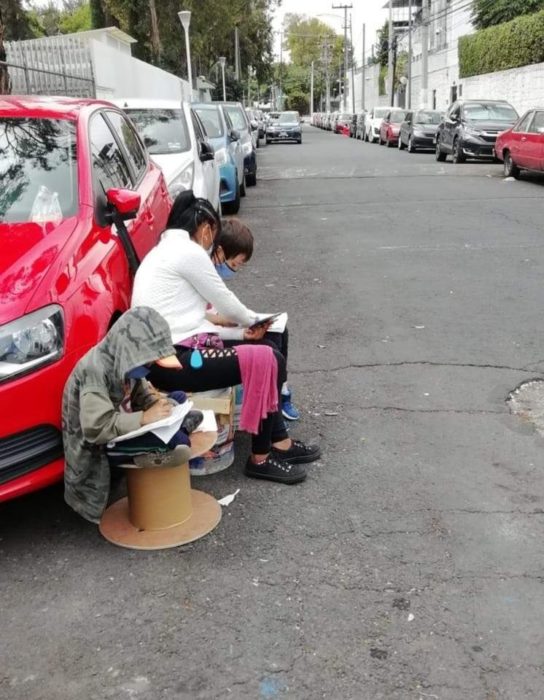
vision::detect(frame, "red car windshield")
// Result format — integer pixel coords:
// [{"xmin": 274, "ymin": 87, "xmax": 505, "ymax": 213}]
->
[
  {"xmin": 0, "ymin": 117, "xmax": 78, "ymax": 224},
  {"xmin": 389, "ymin": 111, "xmax": 406, "ymax": 124}
]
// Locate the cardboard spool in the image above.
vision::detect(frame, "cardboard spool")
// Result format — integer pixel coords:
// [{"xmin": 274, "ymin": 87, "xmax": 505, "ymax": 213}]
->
[{"xmin": 99, "ymin": 431, "xmax": 221, "ymax": 550}]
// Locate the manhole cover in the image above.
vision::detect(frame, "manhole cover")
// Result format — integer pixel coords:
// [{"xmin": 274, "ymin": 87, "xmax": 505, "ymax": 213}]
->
[{"xmin": 507, "ymin": 379, "xmax": 544, "ymax": 434}]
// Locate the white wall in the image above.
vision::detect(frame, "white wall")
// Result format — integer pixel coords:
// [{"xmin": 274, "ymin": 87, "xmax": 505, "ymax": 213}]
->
[
  {"xmin": 350, "ymin": 63, "xmax": 390, "ymax": 112},
  {"xmin": 90, "ymin": 40, "xmax": 192, "ymax": 102},
  {"xmin": 462, "ymin": 63, "xmax": 544, "ymax": 115}
]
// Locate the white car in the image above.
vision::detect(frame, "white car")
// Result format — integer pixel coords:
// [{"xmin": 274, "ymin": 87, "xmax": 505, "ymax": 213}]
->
[
  {"xmin": 114, "ymin": 98, "xmax": 220, "ymax": 212},
  {"xmin": 365, "ymin": 106, "xmax": 390, "ymax": 144}
]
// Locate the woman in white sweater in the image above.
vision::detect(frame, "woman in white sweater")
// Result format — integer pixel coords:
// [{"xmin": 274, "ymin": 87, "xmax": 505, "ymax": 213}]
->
[{"xmin": 131, "ymin": 192, "xmax": 320, "ymax": 484}]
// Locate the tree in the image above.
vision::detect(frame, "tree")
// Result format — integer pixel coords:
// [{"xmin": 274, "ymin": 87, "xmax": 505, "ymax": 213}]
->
[
  {"xmin": 1, "ymin": 0, "xmax": 34, "ymax": 40},
  {"xmin": 472, "ymin": 0, "xmax": 544, "ymax": 29},
  {"xmin": 90, "ymin": 0, "xmax": 106, "ymax": 28}
]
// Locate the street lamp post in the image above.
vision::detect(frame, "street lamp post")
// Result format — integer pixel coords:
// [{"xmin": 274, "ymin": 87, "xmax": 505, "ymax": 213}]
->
[
  {"xmin": 178, "ymin": 11, "xmax": 193, "ymax": 93},
  {"xmin": 219, "ymin": 56, "xmax": 227, "ymax": 101}
]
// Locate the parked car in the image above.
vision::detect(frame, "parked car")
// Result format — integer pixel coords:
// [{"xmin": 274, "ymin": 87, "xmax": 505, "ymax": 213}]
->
[
  {"xmin": 194, "ymin": 102, "xmax": 245, "ymax": 213},
  {"xmin": 364, "ymin": 106, "xmax": 390, "ymax": 143},
  {"xmin": 355, "ymin": 112, "xmax": 367, "ymax": 140},
  {"xmin": 435, "ymin": 99, "xmax": 518, "ymax": 164},
  {"xmin": 117, "ymin": 98, "xmax": 220, "ymax": 211},
  {"xmin": 495, "ymin": 109, "xmax": 544, "ymax": 178},
  {"xmin": 379, "ymin": 109, "xmax": 407, "ymax": 147},
  {"xmin": 266, "ymin": 111, "xmax": 302, "ymax": 144},
  {"xmin": 245, "ymin": 108, "xmax": 261, "ymax": 149},
  {"xmin": 398, "ymin": 109, "xmax": 442, "ymax": 152},
  {"xmin": 0, "ymin": 95, "xmax": 171, "ymax": 503},
  {"xmin": 220, "ymin": 102, "xmax": 257, "ymax": 186},
  {"xmin": 335, "ymin": 113, "xmax": 352, "ymax": 135}
]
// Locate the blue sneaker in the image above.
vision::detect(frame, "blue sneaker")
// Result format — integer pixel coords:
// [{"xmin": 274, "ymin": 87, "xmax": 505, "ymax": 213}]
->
[{"xmin": 281, "ymin": 391, "xmax": 300, "ymax": 421}]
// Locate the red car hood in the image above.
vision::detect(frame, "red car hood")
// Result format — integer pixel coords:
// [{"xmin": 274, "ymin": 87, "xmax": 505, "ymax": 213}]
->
[{"xmin": 0, "ymin": 217, "xmax": 78, "ymax": 325}]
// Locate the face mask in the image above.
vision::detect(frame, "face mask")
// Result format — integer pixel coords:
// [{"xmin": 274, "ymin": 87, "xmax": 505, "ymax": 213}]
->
[
  {"xmin": 215, "ymin": 262, "xmax": 236, "ymax": 280},
  {"xmin": 126, "ymin": 365, "xmax": 151, "ymax": 380}
]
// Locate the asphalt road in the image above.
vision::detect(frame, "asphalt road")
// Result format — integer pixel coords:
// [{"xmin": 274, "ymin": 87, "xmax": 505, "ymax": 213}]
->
[{"xmin": 3, "ymin": 125, "xmax": 544, "ymax": 700}]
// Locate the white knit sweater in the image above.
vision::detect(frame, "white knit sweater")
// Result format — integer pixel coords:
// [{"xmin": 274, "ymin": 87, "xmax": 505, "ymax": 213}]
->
[{"xmin": 131, "ymin": 229, "xmax": 257, "ymax": 343}]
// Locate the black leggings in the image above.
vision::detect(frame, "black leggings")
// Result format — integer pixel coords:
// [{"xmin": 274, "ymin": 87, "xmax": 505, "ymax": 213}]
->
[
  {"xmin": 223, "ymin": 328, "xmax": 289, "ymax": 379},
  {"xmin": 148, "ymin": 346, "xmax": 288, "ymax": 454}
]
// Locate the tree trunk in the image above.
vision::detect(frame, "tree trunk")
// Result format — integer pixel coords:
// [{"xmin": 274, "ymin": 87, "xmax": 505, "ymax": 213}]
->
[{"xmin": 149, "ymin": 0, "xmax": 162, "ymax": 64}]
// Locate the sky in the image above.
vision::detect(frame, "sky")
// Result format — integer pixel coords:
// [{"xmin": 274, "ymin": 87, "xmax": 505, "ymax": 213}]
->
[{"xmin": 271, "ymin": 0, "xmax": 389, "ymax": 65}]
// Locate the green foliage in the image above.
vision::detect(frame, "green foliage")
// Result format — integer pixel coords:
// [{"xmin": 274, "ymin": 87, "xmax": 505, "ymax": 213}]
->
[
  {"xmin": 471, "ymin": 0, "xmax": 544, "ymax": 30},
  {"xmin": 379, "ymin": 64, "xmax": 387, "ymax": 96},
  {"xmin": 374, "ymin": 21, "xmax": 390, "ymax": 66},
  {"xmin": 459, "ymin": 8, "xmax": 544, "ymax": 77},
  {"xmin": 89, "ymin": 0, "xmax": 106, "ymax": 28},
  {"xmin": 25, "ymin": 1, "xmax": 91, "ymax": 37},
  {"xmin": 102, "ymin": 0, "xmax": 277, "ymax": 84}
]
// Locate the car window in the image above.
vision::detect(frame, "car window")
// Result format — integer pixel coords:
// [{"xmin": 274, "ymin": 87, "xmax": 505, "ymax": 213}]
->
[
  {"xmin": 279, "ymin": 112, "xmax": 299, "ymax": 124},
  {"xmin": 462, "ymin": 103, "xmax": 518, "ymax": 122},
  {"xmin": 194, "ymin": 106, "xmax": 224, "ymax": 138},
  {"xmin": 105, "ymin": 110, "xmax": 147, "ymax": 181},
  {"xmin": 514, "ymin": 112, "xmax": 534, "ymax": 133},
  {"xmin": 374, "ymin": 108, "xmax": 389, "ymax": 118},
  {"xmin": 124, "ymin": 108, "xmax": 190, "ymax": 155},
  {"xmin": 414, "ymin": 110, "xmax": 441, "ymax": 125},
  {"xmin": 389, "ymin": 111, "xmax": 406, "ymax": 124},
  {"xmin": 90, "ymin": 113, "xmax": 133, "ymax": 192},
  {"xmin": 224, "ymin": 105, "xmax": 248, "ymax": 132},
  {"xmin": 528, "ymin": 111, "xmax": 544, "ymax": 133},
  {"xmin": 0, "ymin": 117, "xmax": 78, "ymax": 224},
  {"xmin": 191, "ymin": 110, "xmax": 206, "ymax": 142}
]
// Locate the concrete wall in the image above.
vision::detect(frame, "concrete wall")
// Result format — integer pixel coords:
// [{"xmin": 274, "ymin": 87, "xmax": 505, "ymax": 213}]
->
[
  {"xmin": 462, "ymin": 63, "xmax": 544, "ymax": 115},
  {"xmin": 90, "ymin": 40, "xmax": 192, "ymax": 102},
  {"xmin": 350, "ymin": 63, "xmax": 390, "ymax": 112}
]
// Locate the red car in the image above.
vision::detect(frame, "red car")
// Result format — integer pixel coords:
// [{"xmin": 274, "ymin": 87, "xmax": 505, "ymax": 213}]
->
[
  {"xmin": 379, "ymin": 109, "xmax": 407, "ymax": 147},
  {"xmin": 495, "ymin": 109, "xmax": 544, "ymax": 178},
  {"xmin": 335, "ymin": 113, "xmax": 352, "ymax": 136},
  {"xmin": 0, "ymin": 96, "xmax": 170, "ymax": 503}
]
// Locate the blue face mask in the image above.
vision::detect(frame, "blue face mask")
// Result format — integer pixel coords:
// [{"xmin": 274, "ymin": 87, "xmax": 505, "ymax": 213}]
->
[
  {"xmin": 215, "ymin": 262, "xmax": 236, "ymax": 280},
  {"xmin": 126, "ymin": 365, "xmax": 151, "ymax": 380}
]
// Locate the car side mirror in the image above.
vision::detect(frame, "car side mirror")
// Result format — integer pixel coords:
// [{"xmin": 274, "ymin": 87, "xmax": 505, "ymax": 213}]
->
[
  {"xmin": 229, "ymin": 129, "xmax": 240, "ymax": 142},
  {"xmin": 106, "ymin": 188, "xmax": 141, "ymax": 221},
  {"xmin": 251, "ymin": 121, "xmax": 258, "ymax": 131},
  {"xmin": 200, "ymin": 141, "xmax": 215, "ymax": 162}
]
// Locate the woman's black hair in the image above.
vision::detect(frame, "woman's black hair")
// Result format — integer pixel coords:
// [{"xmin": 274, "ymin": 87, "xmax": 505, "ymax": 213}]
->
[{"xmin": 167, "ymin": 190, "xmax": 221, "ymax": 238}]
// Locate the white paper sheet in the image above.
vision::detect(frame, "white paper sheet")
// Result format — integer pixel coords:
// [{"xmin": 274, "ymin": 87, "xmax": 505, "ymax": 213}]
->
[
  {"xmin": 193, "ymin": 409, "xmax": 218, "ymax": 433},
  {"xmin": 108, "ymin": 401, "xmax": 193, "ymax": 444}
]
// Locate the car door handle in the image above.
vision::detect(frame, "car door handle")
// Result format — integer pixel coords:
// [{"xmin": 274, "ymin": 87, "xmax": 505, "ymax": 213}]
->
[
  {"xmin": 144, "ymin": 209, "xmax": 155, "ymax": 225},
  {"xmin": 521, "ymin": 136, "xmax": 527, "ymax": 142}
]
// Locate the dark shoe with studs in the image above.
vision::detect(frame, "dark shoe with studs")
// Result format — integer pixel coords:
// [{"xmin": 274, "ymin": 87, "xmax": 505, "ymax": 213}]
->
[
  {"xmin": 272, "ymin": 439, "xmax": 321, "ymax": 465},
  {"xmin": 245, "ymin": 454, "xmax": 307, "ymax": 484}
]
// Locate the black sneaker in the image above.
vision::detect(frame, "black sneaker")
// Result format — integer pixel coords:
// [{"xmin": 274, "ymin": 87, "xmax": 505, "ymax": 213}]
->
[
  {"xmin": 245, "ymin": 455, "xmax": 307, "ymax": 484},
  {"xmin": 272, "ymin": 439, "xmax": 321, "ymax": 465}
]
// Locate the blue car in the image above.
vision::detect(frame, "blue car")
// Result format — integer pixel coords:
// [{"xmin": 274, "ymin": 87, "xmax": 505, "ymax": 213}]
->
[
  {"xmin": 219, "ymin": 101, "xmax": 257, "ymax": 188},
  {"xmin": 194, "ymin": 102, "xmax": 245, "ymax": 213}
]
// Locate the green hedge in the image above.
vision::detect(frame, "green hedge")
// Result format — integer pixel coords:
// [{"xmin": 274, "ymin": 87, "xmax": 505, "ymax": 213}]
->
[{"xmin": 459, "ymin": 9, "xmax": 544, "ymax": 78}]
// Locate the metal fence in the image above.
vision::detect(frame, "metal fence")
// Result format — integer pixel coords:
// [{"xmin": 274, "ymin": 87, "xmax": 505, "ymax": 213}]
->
[{"xmin": 4, "ymin": 35, "xmax": 95, "ymax": 97}]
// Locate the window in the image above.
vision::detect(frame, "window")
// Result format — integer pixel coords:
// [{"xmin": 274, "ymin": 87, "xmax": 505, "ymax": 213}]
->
[
  {"xmin": 105, "ymin": 111, "xmax": 147, "ymax": 181},
  {"xmin": 514, "ymin": 112, "xmax": 534, "ymax": 133},
  {"xmin": 414, "ymin": 110, "xmax": 442, "ymax": 125},
  {"xmin": 0, "ymin": 117, "xmax": 78, "ymax": 223},
  {"xmin": 224, "ymin": 105, "xmax": 248, "ymax": 132},
  {"xmin": 462, "ymin": 103, "xmax": 518, "ymax": 122},
  {"xmin": 124, "ymin": 108, "xmax": 190, "ymax": 155},
  {"xmin": 90, "ymin": 113, "xmax": 133, "ymax": 192},
  {"xmin": 191, "ymin": 110, "xmax": 206, "ymax": 141},
  {"xmin": 528, "ymin": 112, "xmax": 544, "ymax": 134},
  {"xmin": 194, "ymin": 106, "xmax": 224, "ymax": 139}
]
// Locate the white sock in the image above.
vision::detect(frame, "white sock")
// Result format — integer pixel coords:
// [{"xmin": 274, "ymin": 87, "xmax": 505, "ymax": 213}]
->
[{"xmin": 281, "ymin": 382, "xmax": 289, "ymax": 396}]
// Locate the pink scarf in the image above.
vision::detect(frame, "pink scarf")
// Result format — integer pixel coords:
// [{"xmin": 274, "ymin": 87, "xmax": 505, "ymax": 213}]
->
[{"xmin": 234, "ymin": 344, "xmax": 278, "ymax": 434}]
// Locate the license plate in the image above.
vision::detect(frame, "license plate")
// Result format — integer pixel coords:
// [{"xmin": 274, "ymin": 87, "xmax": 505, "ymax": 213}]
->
[{"xmin": 280, "ymin": 132, "xmax": 288, "ymax": 137}]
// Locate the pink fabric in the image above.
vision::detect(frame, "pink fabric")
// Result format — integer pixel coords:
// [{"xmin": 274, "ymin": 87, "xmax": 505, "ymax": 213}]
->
[{"xmin": 234, "ymin": 344, "xmax": 278, "ymax": 435}]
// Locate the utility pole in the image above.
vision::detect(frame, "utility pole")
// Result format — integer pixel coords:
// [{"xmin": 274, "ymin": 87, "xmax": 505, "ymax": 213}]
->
[
  {"xmin": 350, "ymin": 14, "xmax": 355, "ymax": 113},
  {"xmin": 421, "ymin": 0, "xmax": 429, "ymax": 107},
  {"xmin": 279, "ymin": 30, "xmax": 283, "ymax": 111},
  {"xmin": 234, "ymin": 26, "xmax": 240, "ymax": 80},
  {"xmin": 391, "ymin": 35, "xmax": 398, "ymax": 107},
  {"xmin": 361, "ymin": 24, "xmax": 366, "ymax": 111},
  {"xmin": 310, "ymin": 61, "xmax": 314, "ymax": 117},
  {"xmin": 322, "ymin": 39, "xmax": 332, "ymax": 113},
  {"xmin": 408, "ymin": 0, "xmax": 413, "ymax": 109},
  {"xmin": 388, "ymin": 0, "xmax": 394, "ymax": 105},
  {"xmin": 332, "ymin": 3, "xmax": 352, "ymax": 112}
]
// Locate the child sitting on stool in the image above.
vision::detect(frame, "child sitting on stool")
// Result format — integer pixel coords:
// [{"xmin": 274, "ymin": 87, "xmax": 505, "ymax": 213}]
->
[{"xmin": 210, "ymin": 218, "xmax": 301, "ymax": 421}]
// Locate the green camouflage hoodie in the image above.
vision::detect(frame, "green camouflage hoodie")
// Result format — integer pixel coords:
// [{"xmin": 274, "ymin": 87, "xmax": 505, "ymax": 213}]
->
[{"xmin": 62, "ymin": 307, "xmax": 175, "ymax": 523}]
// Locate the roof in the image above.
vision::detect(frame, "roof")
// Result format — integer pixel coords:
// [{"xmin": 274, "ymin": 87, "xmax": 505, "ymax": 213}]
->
[
  {"xmin": 72, "ymin": 26, "xmax": 136, "ymax": 45},
  {"xmin": 0, "ymin": 95, "xmax": 116, "ymax": 119}
]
